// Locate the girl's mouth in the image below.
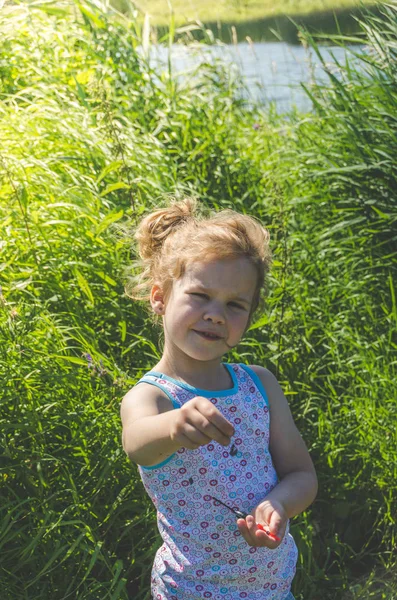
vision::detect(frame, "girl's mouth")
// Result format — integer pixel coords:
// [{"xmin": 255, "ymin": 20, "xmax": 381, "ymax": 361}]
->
[{"xmin": 194, "ymin": 330, "xmax": 222, "ymax": 341}]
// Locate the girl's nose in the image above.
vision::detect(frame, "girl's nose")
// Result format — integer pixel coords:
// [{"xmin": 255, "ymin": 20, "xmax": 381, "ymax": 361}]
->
[{"xmin": 203, "ymin": 305, "xmax": 225, "ymax": 323}]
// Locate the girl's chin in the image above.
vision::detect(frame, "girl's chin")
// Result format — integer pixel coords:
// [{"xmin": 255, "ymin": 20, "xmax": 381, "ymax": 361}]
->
[{"xmin": 182, "ymin": 341, "xmax": 225, "ymax": 360}]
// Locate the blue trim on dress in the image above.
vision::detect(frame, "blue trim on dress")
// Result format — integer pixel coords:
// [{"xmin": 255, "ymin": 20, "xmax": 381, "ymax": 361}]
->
[
  {"xmin": 136, "ymin": 377, "xmax": 181, "ymax": 409},
  {"xmin": 239, "ymin": 364, "xmax": 270, "ymax": 408},
  {"xmin": 139, "ymin": 453, "xmax": 176, "ymax": 470},
  {"xmin": 144, "ymin": 362, "xmax": 238, "ymax": 397}
]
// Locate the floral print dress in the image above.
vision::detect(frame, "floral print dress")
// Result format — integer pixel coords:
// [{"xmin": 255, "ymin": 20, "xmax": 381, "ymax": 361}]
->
[{"xmin": 136, "ymin": 363, "xmax": 298, "ymax": 600}]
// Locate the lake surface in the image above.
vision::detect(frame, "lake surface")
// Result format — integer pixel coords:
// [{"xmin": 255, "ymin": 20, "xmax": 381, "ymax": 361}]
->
[{"xmin": 148, "ymin": 41, "xmax": 365, "ymax": 112}]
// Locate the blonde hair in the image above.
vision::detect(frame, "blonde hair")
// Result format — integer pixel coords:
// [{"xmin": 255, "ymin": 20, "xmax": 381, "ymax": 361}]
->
[{"xmin": 124, "ymin": 197, "xmax": 272, "ymax": 330}]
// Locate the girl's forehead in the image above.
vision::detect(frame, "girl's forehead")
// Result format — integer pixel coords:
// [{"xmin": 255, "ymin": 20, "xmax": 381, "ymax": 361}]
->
[{"xmin": 181, "ymin": 258, "xmax": 257, "ymax": 293}]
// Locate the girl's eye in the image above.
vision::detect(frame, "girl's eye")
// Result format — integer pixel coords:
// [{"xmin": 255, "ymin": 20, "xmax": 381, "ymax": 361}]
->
[{"xmin": 191, "ymin": 294, "xmax": 244, "ymax": 310}]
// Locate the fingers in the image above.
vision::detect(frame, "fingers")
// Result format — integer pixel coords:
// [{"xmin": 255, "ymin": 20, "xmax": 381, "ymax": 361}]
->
[
  {"xmin": 237, "ymin": 517, "xmax": 282, "ymax": 548},
  {"xmin": 179, "ymin": 398, "xmax": 235, "ymax": 448},
  {"xmin": 237, "ymin": 516, "xmax": 257, "ymax": 547},
  {"xmin": 192, "ymin": 409, "xmax": 233, "ymax": 446},
  {"xmin": 193, "ymin": 397, "xmax": 235, "ymax": 440},
  {"xmin": 182, "ymin": 418, "xmax": 230, "ymax": 448},
  {"xmin": 178, "ymin": 424, "xmax": 213, "ymax": 450}
]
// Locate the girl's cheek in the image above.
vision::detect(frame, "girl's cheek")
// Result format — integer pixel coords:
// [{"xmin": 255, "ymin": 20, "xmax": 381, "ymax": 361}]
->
[{"xmin": 236, "ymin": 314, "xmax": 249, "ymax": 330}]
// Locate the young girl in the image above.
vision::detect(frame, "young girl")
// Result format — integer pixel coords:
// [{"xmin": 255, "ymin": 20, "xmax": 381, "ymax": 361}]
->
[{"xmin": 120, "ymin": 198, "xmax": 318, "ymax": 600}]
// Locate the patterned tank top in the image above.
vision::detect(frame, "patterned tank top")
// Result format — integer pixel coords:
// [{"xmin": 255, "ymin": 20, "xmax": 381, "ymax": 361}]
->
[{"xmin": 136, "ymin": 362, "xmax": 298, "ymax": 600}]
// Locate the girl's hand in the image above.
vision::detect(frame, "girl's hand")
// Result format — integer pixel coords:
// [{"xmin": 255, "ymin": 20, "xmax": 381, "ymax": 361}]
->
[
  {"xmin": 237, "ymin": 499, "xmax": 287, "ymax": 548},
  {"xmin": 169, "ymin": 396, "xmax": 235, "ymax": 450}
]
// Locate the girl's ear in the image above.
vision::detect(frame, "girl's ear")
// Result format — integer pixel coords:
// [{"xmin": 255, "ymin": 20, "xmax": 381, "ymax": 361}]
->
[{"xmin": 150, "ymin": 284, "xmax": 165, "ymax": 315}]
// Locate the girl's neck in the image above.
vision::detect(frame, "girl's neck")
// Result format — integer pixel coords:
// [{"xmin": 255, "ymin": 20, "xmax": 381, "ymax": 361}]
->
[{"xmin": 152, "ymin": 357, "xmax": 232, "ymax": 392}]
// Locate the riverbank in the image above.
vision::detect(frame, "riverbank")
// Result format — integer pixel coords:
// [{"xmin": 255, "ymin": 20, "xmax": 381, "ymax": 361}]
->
[{"xmin": 120, "ymin": 0, "xmax": 379, "ymax": 27}]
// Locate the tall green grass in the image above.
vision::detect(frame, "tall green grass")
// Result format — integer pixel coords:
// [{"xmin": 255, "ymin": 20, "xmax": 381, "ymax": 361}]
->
[{"xmin": 1, "ymin": 1, "xmax": 396, "ymax": 599}]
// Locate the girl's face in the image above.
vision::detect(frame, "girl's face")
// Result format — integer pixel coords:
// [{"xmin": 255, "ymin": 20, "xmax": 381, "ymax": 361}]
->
[{"xmin": 151, "ymin": 258, "xmax": 257, "ymax": 364}]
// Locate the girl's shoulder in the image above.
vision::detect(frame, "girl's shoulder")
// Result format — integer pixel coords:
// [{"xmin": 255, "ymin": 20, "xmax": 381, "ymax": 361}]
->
[
  {"xmin": 242, "ymin": 364, "xmax": 278, "ymax": 387},
  {"xmin": 120, "ymin": 379, "xmax": 174, "ymax": 428},
  {"xmin": 244, "ymin": 364, "xmax": 274, "ymax": 380}
]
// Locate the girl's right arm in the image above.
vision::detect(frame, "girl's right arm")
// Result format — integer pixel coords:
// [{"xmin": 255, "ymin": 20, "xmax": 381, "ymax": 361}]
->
[{"xmin": 120, "ymin": 384, "xmax": 234, "ymax": 467}]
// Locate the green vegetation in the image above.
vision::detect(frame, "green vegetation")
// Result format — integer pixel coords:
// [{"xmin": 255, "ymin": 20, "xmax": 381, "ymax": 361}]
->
[
  {"xmin": 119, "ymin": 0, "xmax": 378, "ymax": 28},
  {"xmin": 113, "ymin": 0, "xmax": 383, "ymax": 43},
  {"xmin": 1, "ymin": 1, "xmax": 396, "ymax": 599}
]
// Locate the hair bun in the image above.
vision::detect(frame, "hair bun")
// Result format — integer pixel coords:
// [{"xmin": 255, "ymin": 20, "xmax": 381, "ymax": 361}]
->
[{"xmin": 135, "ymin": 197, "xmax": 197, "ymax": 261}]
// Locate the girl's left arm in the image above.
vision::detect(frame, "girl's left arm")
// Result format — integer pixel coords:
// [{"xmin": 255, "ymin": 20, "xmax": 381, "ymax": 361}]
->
[
  {"xmin": 251, "ymin": 364, "xmax": 318, "ymax": 518},
  {"xmin": 237, "ymin": 365, "xmax": 318, "ymax": 548}
]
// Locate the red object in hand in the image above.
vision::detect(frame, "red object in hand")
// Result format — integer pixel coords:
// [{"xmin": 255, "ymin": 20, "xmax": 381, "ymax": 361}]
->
[
  {"xmin": 256, "ymin": 523, "xmax": 281, "ymax": 541},
  {"xmin": 210, "ymin": 496, "xmax": 281, "ymax": 542}
]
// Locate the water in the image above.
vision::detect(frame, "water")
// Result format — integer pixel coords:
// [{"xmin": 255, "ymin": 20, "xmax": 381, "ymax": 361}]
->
[{"xmin": 147, "ymin": 41, "xmax": 365, "ymax": 112}]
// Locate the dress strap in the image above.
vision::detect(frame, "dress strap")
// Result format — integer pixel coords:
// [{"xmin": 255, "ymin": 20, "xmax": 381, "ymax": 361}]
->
[
  {"xmin": 136, "ymin": 375, "xmax": 181, "ymax": 409},
  {"xmin": 238, "ymin": 364, "xmax": 270, "ymax": 408}
]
